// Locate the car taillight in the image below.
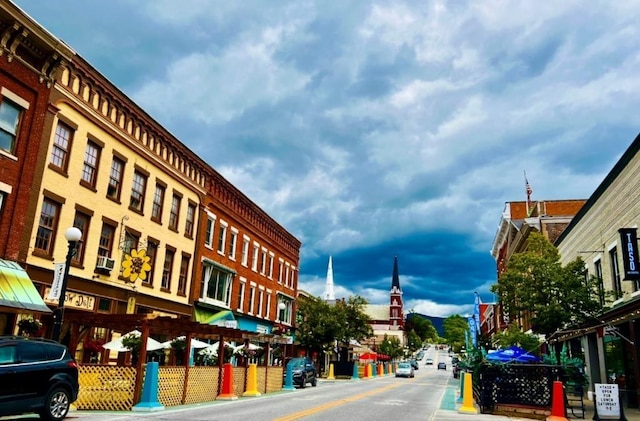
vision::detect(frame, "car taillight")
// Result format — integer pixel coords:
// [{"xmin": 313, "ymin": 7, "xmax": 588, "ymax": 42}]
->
[{"xmin": 68, "ymin": 360, "xmax": 78, "ymax": 369}]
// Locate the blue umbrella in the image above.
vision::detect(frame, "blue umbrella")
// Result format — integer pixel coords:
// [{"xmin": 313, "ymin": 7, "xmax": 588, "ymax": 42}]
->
[{"xmin": 486, "ymin": 346, "xmax": 541, "ymax": 363}]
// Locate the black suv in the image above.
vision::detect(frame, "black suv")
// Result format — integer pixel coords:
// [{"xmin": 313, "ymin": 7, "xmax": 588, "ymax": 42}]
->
[
  {"xmin": 0, "ymin": 336, "xmax": 79, "ymax": 420},
  {"xmin": 285, "ymin": 357, "xmax": 317, "ymax": 388}
]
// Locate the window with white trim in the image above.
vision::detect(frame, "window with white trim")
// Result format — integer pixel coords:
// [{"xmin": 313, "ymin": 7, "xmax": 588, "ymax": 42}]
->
[
  {"xmin": 265, "ymin": 291, "xmax": 272, "ymax": 319},
  {"xmin": 241, "ymin": 236, "xmax": 250, "ymax": 266},
  {"xmin": 277, "ymin": 296, "xmax": 293, "ymax": 324},
  {"xmin": 229, "ymin": 229, "xmax": 238, "ymax": 260},
  {"xmin": 285, "ymin": 263, "xmax": 291, "ymax": 287},
  {"xmin": 248, "ymin": 284, "xmax": 256, "ymax": 314},
  {"xmin": 217, "ymin": 221, "xmax": 228, "ymax": 254},
  {"xmin": 204, "ymin": 213, "xmax": 216, "ymax": 248},
  {"xmin": 200, "ymin": 262, "xmax": 234, "ymax": 307},
  {"xmin": 237, "ymin": 278, "xmax": 246, "ymax": 312},
  {"xmin": 0, "ymin": 88, "xmax": 28, "ymax": 155},
  {"xmin": 260, "ymin": 247, "xmax": 267, "ymax": 275},
  {"xmin": 278, "ymin": 259, "xmax": 284, "ymax": 284},
  {"xmin": 257, "ymin": 288, "xmax": 264, "ymax": 317},
  {"xmin": 251, "ymin": 242, "xmax": 259, "ymax": 271},
  {"xmin": 268, "ymin": 253, "xmax": 274, "ymax": 279}
]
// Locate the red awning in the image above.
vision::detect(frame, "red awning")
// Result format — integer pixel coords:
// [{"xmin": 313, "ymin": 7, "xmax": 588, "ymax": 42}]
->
[{"xmin": 358, "ymin": 352, "xmax": 377, "ymax": 361}]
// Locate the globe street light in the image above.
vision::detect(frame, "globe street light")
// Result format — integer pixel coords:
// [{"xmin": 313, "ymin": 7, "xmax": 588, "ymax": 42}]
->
[{"xmin": 51, "ymin": 226, "xmax": 82, "ymax": 342}]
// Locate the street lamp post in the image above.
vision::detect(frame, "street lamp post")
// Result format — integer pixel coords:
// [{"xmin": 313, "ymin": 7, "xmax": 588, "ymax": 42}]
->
[{"xmin": 51, "ymin": 227, "xmax": 82, "ymax": 342}]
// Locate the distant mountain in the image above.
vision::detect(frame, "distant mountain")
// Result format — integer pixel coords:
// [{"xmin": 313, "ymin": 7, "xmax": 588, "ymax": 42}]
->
[{"xmin": 406, "ymin": 312, "xmax": 445, "ymax": 336}]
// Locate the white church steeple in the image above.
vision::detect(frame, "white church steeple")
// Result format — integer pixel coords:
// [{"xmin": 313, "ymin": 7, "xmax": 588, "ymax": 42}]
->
[{"xmin": 324, "ymin": 255, "xmax": 335, "ymax": 302}]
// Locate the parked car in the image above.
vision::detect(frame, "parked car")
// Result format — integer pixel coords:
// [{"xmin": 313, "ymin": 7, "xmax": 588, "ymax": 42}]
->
[
  {"xmin": 284, "ymin": 357, "xmax": 317, "ymax": 388},
  {"xmin": 0, "ymin": 336, "xmax": 79, "ymax": 421},
  {"xmin": 437, "ymin": 362, "xmax": 447, "ymax": 370},
  {"xmin": 425, "ymin": 358, "xmax": 434, "ymax": 365},
  {"xmin": 395, "ymin": 362, "xmax": 415, "ymax": 378},
  {"xmin": 409, "ymin": 359, "xmax": 419, "ymax": 370}
]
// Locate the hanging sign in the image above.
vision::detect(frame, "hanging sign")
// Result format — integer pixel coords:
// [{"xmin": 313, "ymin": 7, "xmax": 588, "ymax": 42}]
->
[
  {"xmin": 594, "ymin": 383, "xmax": 620, "ymax": 419},
  {"xmin": 48, "ymin": 263, "xmax": 65, "ymax": 300},
  {"xmin": 619, "ymin": 228, "xmax": 640, "ymax": 280}
]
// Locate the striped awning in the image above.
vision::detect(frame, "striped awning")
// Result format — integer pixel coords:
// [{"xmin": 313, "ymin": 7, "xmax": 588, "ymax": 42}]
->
[{"xmin": 0, "ymin": 259, "xmax": 51, "ymax": 313}]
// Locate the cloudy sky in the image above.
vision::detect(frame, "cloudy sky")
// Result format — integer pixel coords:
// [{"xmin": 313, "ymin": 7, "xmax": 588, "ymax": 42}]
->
[{"xmin": 15, "ymin": 1, "xmax": 640, "ymax": 317}]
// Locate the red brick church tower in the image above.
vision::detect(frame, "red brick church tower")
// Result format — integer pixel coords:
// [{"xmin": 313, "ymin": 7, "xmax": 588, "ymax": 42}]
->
[{"xmin": 389, "ymin": 256, "xmax": 404, "ymax": 329}]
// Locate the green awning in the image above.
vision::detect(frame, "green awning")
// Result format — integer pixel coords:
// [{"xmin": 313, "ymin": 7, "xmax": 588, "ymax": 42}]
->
[
  {"xmin": 0, "ymin": 259, "xmax": 51, "ymax": 313},
  {"xmin": 193, "ymin": 307, "xmax": 236, "ymax": 325}
]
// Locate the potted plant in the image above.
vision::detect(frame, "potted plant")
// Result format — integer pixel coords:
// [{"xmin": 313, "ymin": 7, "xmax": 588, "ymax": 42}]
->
[
  {"xmin": 83, "ymin": 336, "xmax": 105, "ymax": 363},
  {"xmin": 122, "ymin": 334, "xmax": 143, "ymax": 365},
  {"xmin": 18, "ymin": 317, "xmax": 42, "ymax": 336}
]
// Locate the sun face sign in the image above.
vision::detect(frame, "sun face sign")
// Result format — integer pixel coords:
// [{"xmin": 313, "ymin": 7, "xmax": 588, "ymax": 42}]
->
[{"xmin": 121, "ymin": 248, "xmax": 152, "ymax": 283}]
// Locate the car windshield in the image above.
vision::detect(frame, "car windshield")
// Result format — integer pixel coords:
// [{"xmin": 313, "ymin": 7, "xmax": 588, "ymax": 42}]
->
[
  {"xmin": 398, "ymin": 362, "xmax": 410, "ymax": 368},
  {"xmin": 288, "ymin": 358, "xmax": 306, "ymax": 368}
]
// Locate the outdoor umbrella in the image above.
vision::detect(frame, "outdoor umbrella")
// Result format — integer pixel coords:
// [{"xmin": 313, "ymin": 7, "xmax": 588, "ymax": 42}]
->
[
  {"xmin": 233, "ymin": 343, "xmax": 262, "ymax": 352},
  {"xmin": 358, "ymin": 352, "xmax": 378, "ymax": 362},
  {"xmin": 486, "ymin": 346, "xmax": 541, "ymax": 363},
  {"xmin": 161, "ymin": 336, "xmax": 210, "ymax": 349},
  {"xmin": 200, "ymin": 341, "xmax": 234, "ymax": 355},
  {"xmin": 102, "ymin": 330, "xmax": 164, "ymax": 352}
]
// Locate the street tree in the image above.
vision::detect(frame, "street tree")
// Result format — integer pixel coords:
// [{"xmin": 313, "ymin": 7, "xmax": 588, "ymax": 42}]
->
[
  {"xmin": 407, "ymin": 330, "xmax": 422, "ymax": 352},
  {"xmin": 442, "ymin": 314, "xmax": 468, "ymax": 351},
  {"xmin": 333, "ymin": 295, "xmax": 373, "ymax": 346},
  {"xmin": 405, "ymin": 312, "xmax": 438, "ymax": 343},
  {"xmin": 493, "ymin": 322, "xmax": 540, "ymax": 353},
  {"xmin": 491, "ymin": 232, "xmax": 604, "ymax": 337},
  {"xmin": 377, "ymin": 334, "xmax": 403, "ymax": 359}
]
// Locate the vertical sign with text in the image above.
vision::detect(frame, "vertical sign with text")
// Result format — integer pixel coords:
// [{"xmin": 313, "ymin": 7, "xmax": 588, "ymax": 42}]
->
[
  {"xmin": 619, "ymin": 228, "xmax": 640, "ymax": 280},
  {"xmin": 48, "ymin": 263, "xmax": 65, "ymax": 300}
]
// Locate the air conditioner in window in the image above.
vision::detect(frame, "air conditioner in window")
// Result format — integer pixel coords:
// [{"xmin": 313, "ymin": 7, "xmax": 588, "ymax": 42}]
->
[{"xmin": 96, "ymin": 256, "xmax": 116, "ymax": 271}]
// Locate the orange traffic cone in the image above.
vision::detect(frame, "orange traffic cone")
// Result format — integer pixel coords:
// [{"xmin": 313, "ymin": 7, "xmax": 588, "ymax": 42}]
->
[
  {"xmin": 217, "ymin": 363, "xmax": 238, "ymax": 400},
  {"xmin": 546, "ymin": 380, "xmax": 567, "ymax": 421}
]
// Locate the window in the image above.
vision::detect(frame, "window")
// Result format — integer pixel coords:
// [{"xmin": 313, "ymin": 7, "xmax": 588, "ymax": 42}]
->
[
  {"xmin": 257, "ymin": 288, "xmax": 264, "ymax": 317},
  {"xmin": 204, "ymin": 214, "xmax": 215, "ymax": 247},
  {"xmin": 594, "ymin": 259, "xmax": 604, "ymax": 307},
  {"xmin": 237, "ymin": 278, "xmax": 246, "ymax": 312},
  {"xmin": 201, "ymin": 263, "xmax": 234, "ymax": 306},
  {"xmin": 121, "ymin": 229, "xmax": 139, "ymax": 255},
  {"xmin": 72, "ymin": 211, "xmax": 91, "ymax": 265},
  {"xmin": 268, "ymin": 253, "xmax": 274, "ymax": 279},
  {"xmin": 81, "ymin": 141, "xmax": 100, "ymax": 188},
  {"xmin": 290, "ymin": 267, "xmax": 297, "ymax": 290},
  {"xmin": 168, "ymin": 194, "xmax": 181, "ymax": 231},
  {"xmin": 251, "ymin": 243, "xmax": 259, "ymax": 271},
  {"xmin": 610, "ymin": 247, "xmax": 622, "ymax": 299},
  {"xmin": 50, "ymin": 121, "xmax": 73, "ymax": 171},
  {"xmin": 277, "ymin": 297, "xmax": 293, "ymax": 324},
  {"xmin": 278, "ymin": 259, "xmax": 284, "ymax": 284},
  {"xmin": 98, "ymin": 223, "xmax": 115, "ymax": 258},
  {"xmin": 241, "ymin": 237, "xmax": 250, "ymax": 266},
  {"xmin": 185, "ymin": 202, "xmax": 196, "ymax": 238},
  {"xmin": 248, "ymin": 284, "xmax": 256, "ymax": 314},
  {"xmin": 144, "ymin": 239, "xmax": 158, "ymax": 286},
  {"xmin": 161, "ymin": 248, "xmax": 175, "ymax": 290},
  {"xmin": 217, "ymin": 221, "xmax": 227, "ymax": 254},
  {"xmin": 229, "ymin": 229, "xmax": 238, "ymax": 260},
  {"xmin": 177, "ymin": 254, "xmax": 190, "ymax": 295},
  {"xmin": 285, "ymin": 263, "xmax": 291, "ymax": 287},
  {"xmin": 0, "ymin": 97, "xmax": 22, "ymax": 155},
  {"xmin": 151, "ymin": 183, "xmax": 165, "ymax": 223},
  {"xmin": 260, "ymin": 248, "xmax": 267, "ymax": 275},
  {"xmin": 34, "ymin": 198, "xmax": 60, "ymax": 255},
  {"xmin": 107, "ymin": 157, "xmax": 125, "ymax": 201},
  {"xmin": 265, "ymin": 292, "xmax": 272, "ymax": 319},
  {"xmin": 129, "ymin": 170, "xmax": 147, "ymax": 212}
]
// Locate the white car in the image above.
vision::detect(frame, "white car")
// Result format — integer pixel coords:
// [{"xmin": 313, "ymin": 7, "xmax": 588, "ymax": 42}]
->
[{"xmin": 396, "ymin": 362, "xmax": 415, "ymax": 378}]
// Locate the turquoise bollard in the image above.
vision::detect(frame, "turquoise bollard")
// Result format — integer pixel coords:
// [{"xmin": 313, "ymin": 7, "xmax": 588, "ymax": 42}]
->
[{"xmin": 132, "ymin": 361, "xmax": 164, "ymax": 412}]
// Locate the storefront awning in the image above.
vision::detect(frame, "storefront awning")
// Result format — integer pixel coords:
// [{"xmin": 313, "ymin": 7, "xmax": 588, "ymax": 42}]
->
[
  {"xmin": 0, "ymin": 259, "xmax": 51, "ymax": 313},
  {"xmin": 193, "ymin": 307, "xmax": 237, "ymax": 327}
]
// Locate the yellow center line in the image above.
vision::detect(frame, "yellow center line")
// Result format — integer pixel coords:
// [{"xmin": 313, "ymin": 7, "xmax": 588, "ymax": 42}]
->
[{"xmin": 273, "ymin": 383, "xmax": 404, "ymax": 421}]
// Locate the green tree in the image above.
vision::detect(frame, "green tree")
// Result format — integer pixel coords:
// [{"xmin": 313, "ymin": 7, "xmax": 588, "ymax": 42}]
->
[
  {"xmin": 295, "ymin": 295, "xmax": 341, "ymax": 354},
  {"xmin": 405, "ymin": 312, "xmax": 438, "ymax": 343},
  {"xmin": 377, "ymin": 334, "xmax": 403, "ymax": 359},
  {"xmin": 491, "ymin": 232, "xmax": 604, "ymax": 337},
  {"xmin": 333, "ymin": 295, "xmax": 373, "ymax": 346},
  {"xmin": 492, "ymin": 322, "xmax": 540, "ymax": 353},
  {"xmin": 295, "ymin": 295, "xmax": 372, "ymax": 355},
  {"xmin": 407, "ymin": 330, "xmax": 422, "ymax": 352},
  {"xmin": 442, "ymin": 314, "xmax": 468, "ymax": 351}
]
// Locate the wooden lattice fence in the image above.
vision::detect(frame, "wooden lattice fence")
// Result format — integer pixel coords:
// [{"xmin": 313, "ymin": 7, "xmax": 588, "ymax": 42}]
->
[
  {"xmin": 76, "ymin": 365, "xmax": 138, "ymax": 411},
  {"xmin": 158, "ymin": 366, "xmax": 187, "ymax": 407},
  {"xmin": 184, "ymin": 366, "xmax": 220, "ymax": 404}
]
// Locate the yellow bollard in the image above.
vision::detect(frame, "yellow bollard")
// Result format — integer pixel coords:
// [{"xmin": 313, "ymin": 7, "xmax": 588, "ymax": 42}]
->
[
  {"xmin": 242, "ymin": 363, "xmax": 261, "ymax": 397},
  {"xmin": 327, "ymin": 363, "xmax": 335, "ymax": 380},
  {"xmin": 458, "ymin": 372, "xmax": 478, "ymax": 414}
]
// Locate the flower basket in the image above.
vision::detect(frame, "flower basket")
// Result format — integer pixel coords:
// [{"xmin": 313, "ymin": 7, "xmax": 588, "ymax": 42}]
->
[
  {"xmin": 18, "ymin": 317, "xmax": 42, "ymax": 336},
  {"xmin": 170, "ymin": 337, "xmax": 187, "ymax": 353},
  {"xmin": 84, "ymin": 336, "xmax": 105, "ymax": 353}
]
